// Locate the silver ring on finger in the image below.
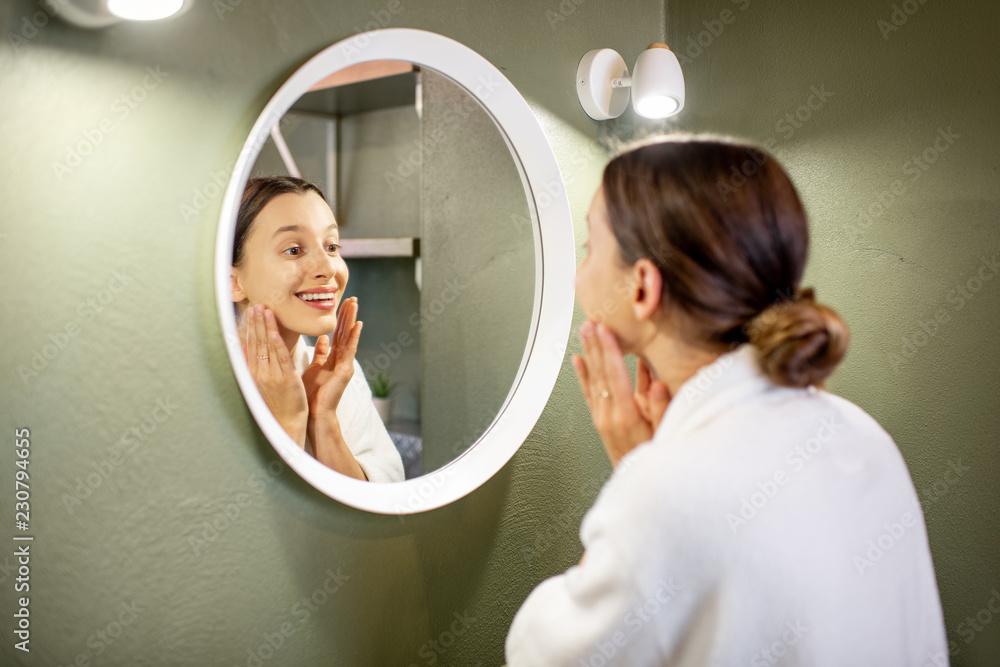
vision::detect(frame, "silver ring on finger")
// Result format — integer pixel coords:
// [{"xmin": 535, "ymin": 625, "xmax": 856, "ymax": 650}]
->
[{"xmin": 257, "ymin": 355, "xmax": 269, "ymax": 360}]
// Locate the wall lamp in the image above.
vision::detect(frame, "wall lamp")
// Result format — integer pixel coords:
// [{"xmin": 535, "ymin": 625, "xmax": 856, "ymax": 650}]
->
[
  {"xmin": 42, "ymin": 0, "xmax": 193, "ymax": 28},
  {"xmin": 576, "ymin": 43, "xmax": 685, "ymax": 120}
]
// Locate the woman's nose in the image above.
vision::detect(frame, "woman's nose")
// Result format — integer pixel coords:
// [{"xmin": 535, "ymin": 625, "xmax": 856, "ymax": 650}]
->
[{"xmin": 310, "ymin": 248, "xmax": 338, "ymax": 279}]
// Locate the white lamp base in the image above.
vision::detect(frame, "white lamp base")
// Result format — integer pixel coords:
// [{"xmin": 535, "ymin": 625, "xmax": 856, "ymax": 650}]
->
[{"xmin": 576, "ymin": 49, "xmax": 630, "ymax": 120}]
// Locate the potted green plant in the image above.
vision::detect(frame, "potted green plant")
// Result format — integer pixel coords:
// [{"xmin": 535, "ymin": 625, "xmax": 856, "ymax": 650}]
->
[{"xmin": 369, "ymin": 371, "xmax": 396, "ymax": 424}]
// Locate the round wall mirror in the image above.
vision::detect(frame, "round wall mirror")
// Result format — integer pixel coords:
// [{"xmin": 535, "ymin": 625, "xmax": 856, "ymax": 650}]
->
[{"xmin": 215, "ymin": 28, "xmax": 574, "ymax": 514}]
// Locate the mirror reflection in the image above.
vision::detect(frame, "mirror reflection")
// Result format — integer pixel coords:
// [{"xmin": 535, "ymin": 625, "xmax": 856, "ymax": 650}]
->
[{"xmin": 233, "ymin": 60, "xmax": 535, "ymax": 481}]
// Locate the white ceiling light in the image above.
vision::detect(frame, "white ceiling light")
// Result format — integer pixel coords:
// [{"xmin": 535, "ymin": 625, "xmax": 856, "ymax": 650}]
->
[
  {"xmin": 42, "ymin": 0, "xmax": 192, "ymax": 28},
  {"xmin": 576, "ymin": 43, "xmax": 685, "ymax": 121}
]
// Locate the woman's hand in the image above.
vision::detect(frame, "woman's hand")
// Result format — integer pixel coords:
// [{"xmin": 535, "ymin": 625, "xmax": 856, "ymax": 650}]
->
[
  {"xmin": 242, "ymin": 304, "xmax": 309, "ymax": 446},
  {"xmin": 301, "ymin": 297, "xmax": 363, "ymax": 418},
  {"xmin": 572, "ymin": 321, "xmax": 671, "ymax": 467},
  {"xmin": 300, "ymin": 297, "xmax": 367, "ymax": 480}
]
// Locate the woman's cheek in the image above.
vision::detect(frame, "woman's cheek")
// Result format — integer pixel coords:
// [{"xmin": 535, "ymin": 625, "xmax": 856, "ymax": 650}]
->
[{"xmin": 338, "ymin": 260, "xmax": 349, "ymax": 288}]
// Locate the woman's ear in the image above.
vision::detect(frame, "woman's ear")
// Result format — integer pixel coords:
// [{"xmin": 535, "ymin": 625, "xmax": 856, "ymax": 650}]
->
[
  {"xmin": 631, "ymin": 258, "xmax": 663, "ymax": 322},
  {"xmin": 231, "ymin": 267, "xmax": 247, "ymax": 304}
]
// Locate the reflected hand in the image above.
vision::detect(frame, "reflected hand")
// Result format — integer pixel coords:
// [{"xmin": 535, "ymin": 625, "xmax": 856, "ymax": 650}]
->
[
  {"xmin": 302, "ymin": 297, "xmax": 363, "ymax": 418},
  {"xmin": 242, "ymin": 304, "xmax": 309, "ymax": 446},
  {"xmin": 572, "ymin": 321, "xmax": 671, "ymax": 467}
]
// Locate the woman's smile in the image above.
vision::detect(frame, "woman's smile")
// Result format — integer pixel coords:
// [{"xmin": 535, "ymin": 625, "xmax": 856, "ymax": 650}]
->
[{"xmin": 296, "ymin": 286, "xmax": 338, "ymax": 310}]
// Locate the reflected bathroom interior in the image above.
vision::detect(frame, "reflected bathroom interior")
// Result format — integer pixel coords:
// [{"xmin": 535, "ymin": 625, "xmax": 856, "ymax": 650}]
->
[{"xmin": 249, "ymin": 61, "xmax": 535, "ymax": 479}]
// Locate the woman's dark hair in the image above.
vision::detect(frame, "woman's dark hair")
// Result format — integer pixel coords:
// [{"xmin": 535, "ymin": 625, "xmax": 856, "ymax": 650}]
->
[
  {"xmin": 232, "ymin": 175, "xmax": 326, "ymax": 267},
  {"xmin": 602, "ymin": 134, "xmax": 848, "ymax": 388}
]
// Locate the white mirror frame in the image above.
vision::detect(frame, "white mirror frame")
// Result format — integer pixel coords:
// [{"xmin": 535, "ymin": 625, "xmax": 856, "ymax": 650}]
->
[{"xmin": 215, "ymin": 28, "xmax": 574, "ymax": 514}]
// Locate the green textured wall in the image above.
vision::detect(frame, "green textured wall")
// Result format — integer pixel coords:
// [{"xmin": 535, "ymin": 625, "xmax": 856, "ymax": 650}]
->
[
  {"xmin": 665, "ymin": 0, "xmax": 999, "ymax": 663},
  {"xmin": 0, "ymin": 1, "xmax": 663, "ymax": 665}
]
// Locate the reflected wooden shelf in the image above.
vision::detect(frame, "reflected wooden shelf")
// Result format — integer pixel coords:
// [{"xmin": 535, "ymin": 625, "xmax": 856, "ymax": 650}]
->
[{"xmin": 339, "ymin": 237, "xmax": 420, "ymax": 258}]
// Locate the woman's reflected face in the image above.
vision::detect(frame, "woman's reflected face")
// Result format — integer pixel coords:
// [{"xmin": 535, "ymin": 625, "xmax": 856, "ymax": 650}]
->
[{"xmin": 232, "ymin": 191, "xmax": 348, "ymax": 338}]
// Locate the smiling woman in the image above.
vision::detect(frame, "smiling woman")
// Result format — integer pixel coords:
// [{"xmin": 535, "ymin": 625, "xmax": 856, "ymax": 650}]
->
[{"xmin": 230, "ymin": 175, "xmax": 405, "ymax": 483}]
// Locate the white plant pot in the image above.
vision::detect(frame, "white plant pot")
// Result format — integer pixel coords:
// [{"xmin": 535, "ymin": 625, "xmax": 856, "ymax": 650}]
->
[{"xmin": 373, "ymin": 397, "xmax": 391, "ymax": 424}]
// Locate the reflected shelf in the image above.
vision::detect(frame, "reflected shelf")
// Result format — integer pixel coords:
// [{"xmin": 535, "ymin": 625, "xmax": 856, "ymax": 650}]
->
[{"xmin": 339, "ymin": 237, "xmax": 420, "ymax": 258}]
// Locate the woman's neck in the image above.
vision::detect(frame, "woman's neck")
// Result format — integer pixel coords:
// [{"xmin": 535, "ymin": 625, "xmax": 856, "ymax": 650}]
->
[
  {"xmin": 280, "ymin": 328, "xmax": 302, "ymax": 360},
  {"xmin": 638, "ymin": 332, "xmax": 726, "ymax": 400}
]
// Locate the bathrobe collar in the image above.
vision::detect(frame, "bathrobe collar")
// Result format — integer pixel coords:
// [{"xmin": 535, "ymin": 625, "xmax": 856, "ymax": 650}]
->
[{"xmin": 653, "ymin": 343, "xmax": 780, "ymax": 442}]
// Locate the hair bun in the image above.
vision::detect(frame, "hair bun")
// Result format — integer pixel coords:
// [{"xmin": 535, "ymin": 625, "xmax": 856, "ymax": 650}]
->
[{"xmin": 746, "ymin": 289, "xmax": 849, "ymax": 388}]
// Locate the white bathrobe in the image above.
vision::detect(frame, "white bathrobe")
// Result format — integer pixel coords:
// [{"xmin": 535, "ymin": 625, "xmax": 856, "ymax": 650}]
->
[
  {"xmin": 505, "ymin": 344, "xmax": 947, "ymax": 666},
  {"xmin": 292, "ymin": 338, "xmax": 404, "ymax": 483}
]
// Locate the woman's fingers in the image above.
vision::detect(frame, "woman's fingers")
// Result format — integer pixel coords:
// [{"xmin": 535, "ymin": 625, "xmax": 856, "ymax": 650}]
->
[
  {"xmin": 246, "ymin": 306, "xmax": 260, "ymax": 374},
  {"xmin": 311, "ymin": 332, "xmax": 331, "ymax": 369},
  {"xmin": 596, "ymin": 324, "xmax": 633, "ymax": 405},
  {"xmin": 328, "ymin": 297, "xmax": 358, "ymax": 369},
  {"xmin": 646, "ymin": 380, "xmax": 671, "ymax": 429},
  {"xmin": 264, "ymin": 308, "xmax": 295, "ymax": 378},
  {"xmin": 580, "ymin": 321, "xmax": 607, "ymax": 397},
  {"xmin": 252, "ymin": 304, "xmax": 271, "ymax": 372},
  {"xmin": 636, "ymin": 358, "xmax": 651, "ymax": 397},
  {"xmin": 345, "ymin": 320, "xmax": 362, "ymax": 361}
]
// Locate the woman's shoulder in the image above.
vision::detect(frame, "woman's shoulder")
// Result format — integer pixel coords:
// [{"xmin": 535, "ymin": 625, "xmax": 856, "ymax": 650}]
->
[{"xmin": 602, "ymin": 388, "xmax": 909, "ymax": 525}]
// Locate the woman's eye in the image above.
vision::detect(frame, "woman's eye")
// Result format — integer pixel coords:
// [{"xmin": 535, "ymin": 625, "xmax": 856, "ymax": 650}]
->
[
  {"xmin": 283, "ymin": 246, "xmax": 301, "ymax": 256},
  {"xmin": 327, "ymin": 244, "xmax": 340, "ymax": 254}
]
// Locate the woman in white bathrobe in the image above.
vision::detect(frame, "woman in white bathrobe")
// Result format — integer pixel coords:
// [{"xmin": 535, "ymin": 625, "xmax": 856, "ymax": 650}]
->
[
  {"xmin": 505, "ymin": 136, "xmax": 948, "ymax": 666},
  {"xmin": 230, "ymin": 176, "xmax": 403, "ymax": 483}
]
